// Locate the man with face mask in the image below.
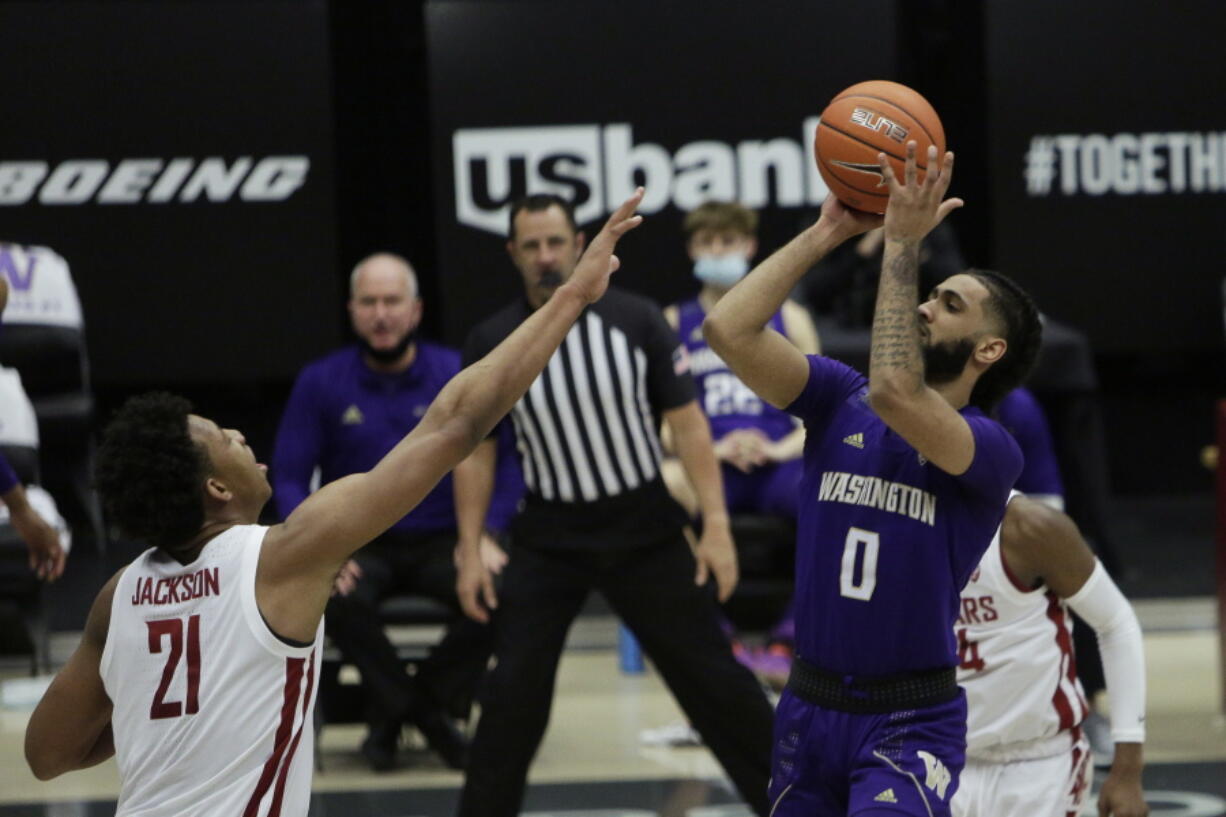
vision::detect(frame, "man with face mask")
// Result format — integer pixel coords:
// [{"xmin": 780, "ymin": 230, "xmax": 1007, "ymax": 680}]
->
[
  {"xmin": 271, "ymin": 253, "xmax": 524, "ymax": 771},
  {"xmin": 663, "ymin": 201, "xmax": 818, "ymax": 519},
  {"xmin": 661, "ymin": 201, "xmax": 819, "ymax": 682}
]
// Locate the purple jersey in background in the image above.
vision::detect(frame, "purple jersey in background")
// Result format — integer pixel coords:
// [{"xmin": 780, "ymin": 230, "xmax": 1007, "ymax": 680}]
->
[
  {"xmin": 676, "ymin": 298, "xmax": 802, "ymax": 518},
  {"xmin": 676, "ymin": 299, "xmax": 796, "ymax": 443},
  {"xmin": 787, "ymin": 355, "xmax": 1022, "ymax": 676},
  {"xmin": 997, "ymin": 387, "xmax": 1064, "ymax": 503}
]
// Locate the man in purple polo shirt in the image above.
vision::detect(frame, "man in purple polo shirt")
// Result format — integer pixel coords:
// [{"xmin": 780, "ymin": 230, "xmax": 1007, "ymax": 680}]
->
[
  {"xmin": 706, "ymin": 145, "xmax": 1043, "ymax": 816},
  {"xmin": 271, "ymin": 253, "xmax": 523, "ymax": 771}
]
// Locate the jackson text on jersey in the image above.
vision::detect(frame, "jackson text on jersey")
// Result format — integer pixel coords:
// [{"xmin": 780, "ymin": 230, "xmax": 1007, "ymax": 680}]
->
[{"xmin": 130, "ymin": 567, "xmax": 221, "ymax": 606}]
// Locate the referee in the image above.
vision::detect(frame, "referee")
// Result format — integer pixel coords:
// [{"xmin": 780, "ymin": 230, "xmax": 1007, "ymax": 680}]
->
[{"xmin": 453, "ymin": 194, "xmax": 774, "ymax": 817}]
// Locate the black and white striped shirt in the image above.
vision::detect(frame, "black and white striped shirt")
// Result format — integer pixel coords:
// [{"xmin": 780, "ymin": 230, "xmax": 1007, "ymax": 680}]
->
[{"xmin": 464, "ymin": 287, "xmax": 695, "ymax": 543}]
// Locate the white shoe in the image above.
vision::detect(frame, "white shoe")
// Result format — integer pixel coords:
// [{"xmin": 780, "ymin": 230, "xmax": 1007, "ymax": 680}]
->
[{"xmin": 639, "ymin": 721, "xmax": 702, "ymax": 747}]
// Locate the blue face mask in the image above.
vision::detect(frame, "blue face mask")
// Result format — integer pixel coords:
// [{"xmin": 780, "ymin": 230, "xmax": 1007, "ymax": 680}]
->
[{"xmin": 693, "ymin": 254, "xmax": 750, "ymax": 288}]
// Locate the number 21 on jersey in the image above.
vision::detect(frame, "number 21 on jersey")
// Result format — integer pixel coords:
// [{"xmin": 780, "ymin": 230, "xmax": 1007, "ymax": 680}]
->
[
  {"xmin": 839, "ymin": 527, "xmax": 880, "ymax": 601},
  {"xmin": 147, "ymin": 615, "xmax": 202, "ymax": 720}
]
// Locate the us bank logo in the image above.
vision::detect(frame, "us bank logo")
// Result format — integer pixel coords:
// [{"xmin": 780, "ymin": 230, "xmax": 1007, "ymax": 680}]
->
[{"xmin": 453, "ymin": 120, "xmax": 830, "ymax": 235}]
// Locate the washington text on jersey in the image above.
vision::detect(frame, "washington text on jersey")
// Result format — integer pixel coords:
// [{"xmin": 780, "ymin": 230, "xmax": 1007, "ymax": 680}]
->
[{"xmin": 816, "ymin": 471, "xmax": 938, "ymax": 527}]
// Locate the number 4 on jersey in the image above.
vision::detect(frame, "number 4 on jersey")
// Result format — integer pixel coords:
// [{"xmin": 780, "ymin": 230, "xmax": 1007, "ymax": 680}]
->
[
  {"xmin": 147, "ymin": 615, "xmax": 202, "ymax": 719},
  {"xmin": 956, "ymin": 627, "xmax": 985, "ymax": 672}
]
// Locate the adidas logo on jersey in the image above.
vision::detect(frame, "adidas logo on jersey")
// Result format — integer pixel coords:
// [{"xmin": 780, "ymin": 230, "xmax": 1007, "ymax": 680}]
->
[
  {"xmin": 843, "ymin": 432, "xmax": 864, "ymax": 449},
  {"xmin": 342, "ymin": 405, "xmax": 364, "ymax": 425},
  {"xmin": 874, "ymin": 788, "xmax": 898, "ymax": 803}
]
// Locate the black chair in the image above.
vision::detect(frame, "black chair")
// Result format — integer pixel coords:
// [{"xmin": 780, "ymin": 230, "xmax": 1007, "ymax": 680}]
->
[
  {"xmin": 724, "ymin": 514, "xmax": 796, "ymax": 631},
  {"xmin": 0, "ymin": 322, "xmax": 104, "ymax": 552},
  {"xmin": 314, "ymin": 594, "xmax": 459, "ymax": 770},
  {"xmin": 317, "ymin": 594, "xmax": 457, "ymax": 721}
]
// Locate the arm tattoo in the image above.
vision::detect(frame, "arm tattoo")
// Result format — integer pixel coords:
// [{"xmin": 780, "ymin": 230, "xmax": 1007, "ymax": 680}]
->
[{"xmin": 870, "ymin": 241, "xmax": 923, "ymax": 389}]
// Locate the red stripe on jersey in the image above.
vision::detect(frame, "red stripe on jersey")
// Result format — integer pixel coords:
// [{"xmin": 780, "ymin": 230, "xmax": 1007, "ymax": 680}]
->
[
  {"xmin": 243, "ymin": 657, "xmax": 305, "ymax": 817},
  {"xmin": 267, "ymin": 651, "xmax": 317, "ymax": 817},
  {"xmin": 1056, "ymin": 598, "xmax": 1090, "ymax": 721},
  {"xmin": 1066, "ymin": 726, "xmax": 1090, "ymax": 817},
  {"xmin": 1044, "ymin": 593, "xmax": 1080, "ymax": 730}
]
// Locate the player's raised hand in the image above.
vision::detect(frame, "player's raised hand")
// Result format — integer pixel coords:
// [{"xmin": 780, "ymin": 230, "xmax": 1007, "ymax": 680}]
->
[
  {"xmin": 879, "ymin": 142, "xmax": 963, "ymax": 243},
  {"xmin": 816, "ymin": 193, "xmax": 883, "ymax": 243},
  {"xmin": 561, "ymin": 188, "xmax": 645, "ymax": 305}
]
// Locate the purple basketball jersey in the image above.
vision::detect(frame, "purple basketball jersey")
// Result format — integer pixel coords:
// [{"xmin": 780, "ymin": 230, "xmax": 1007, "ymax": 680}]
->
[
  {"xmin": 676, "ymin": 298, "xmax": 796, "ymax": 442},
  {"xmin": 786, "ymin": 355, "xmax": 1022, "ymax": 676}
]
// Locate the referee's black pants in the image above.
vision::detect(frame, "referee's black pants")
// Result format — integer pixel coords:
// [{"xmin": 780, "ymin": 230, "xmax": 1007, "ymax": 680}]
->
[{"xmin": 457, "ymin": 532, "xmax": 774, "ymax": 817}]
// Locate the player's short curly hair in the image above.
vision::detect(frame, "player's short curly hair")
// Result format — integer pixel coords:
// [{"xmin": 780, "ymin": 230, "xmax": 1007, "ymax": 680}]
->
[
  {"xmin": 966, "ymin": 269, "xmax": 1043, "ymax": 413},
  {"xmin": 95, "ymin": 392, "xmax": 212, "ymax": 556}
]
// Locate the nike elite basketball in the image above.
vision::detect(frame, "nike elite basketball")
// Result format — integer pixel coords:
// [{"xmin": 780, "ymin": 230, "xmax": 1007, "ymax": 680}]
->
[{"xmin": 814, "ymin": 80, "xmax": 946, "ymax": 213}]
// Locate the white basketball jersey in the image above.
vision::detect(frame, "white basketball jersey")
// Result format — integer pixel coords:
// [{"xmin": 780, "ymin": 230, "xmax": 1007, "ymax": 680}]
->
[
  {"xmin": 100, "ymin": 525, "xmax": 322, "ymax": 817},
  {"xmin": 955, "ymin": 522, "xmax": 1089, "ymax": 758}
]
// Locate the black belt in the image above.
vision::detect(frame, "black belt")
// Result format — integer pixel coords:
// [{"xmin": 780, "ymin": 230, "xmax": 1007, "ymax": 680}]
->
[{"xmin": 786, "ymin": 656, "xmax": 958, "ymax": 714}]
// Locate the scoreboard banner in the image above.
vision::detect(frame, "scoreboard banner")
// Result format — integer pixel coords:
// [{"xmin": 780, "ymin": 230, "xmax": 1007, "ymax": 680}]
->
[
  {"xmin": 0, "ymin": 0, "xmax": 339, "ymax": 383},
  {"xmin": 986, "ymin": 0, "xmax": 1226, "ymax": 354},
  {"xmin": 426, "ymin": 0, "xmax": 897, "ymax": 343}
]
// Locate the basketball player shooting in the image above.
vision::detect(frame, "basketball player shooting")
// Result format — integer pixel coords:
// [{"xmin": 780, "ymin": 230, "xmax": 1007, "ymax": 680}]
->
[
  {"xmin": 704, "ymin": 143, "xmax": 1042, "ymax": 816},
  {"xmin": 22, "ymin": 191, "xmax": 646, "ymax": 817}
]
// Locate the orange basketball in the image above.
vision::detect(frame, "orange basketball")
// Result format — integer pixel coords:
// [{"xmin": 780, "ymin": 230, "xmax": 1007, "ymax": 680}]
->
[{"xmin": 814, "ymin": 80, "xmax": 946, "ymax": 214}]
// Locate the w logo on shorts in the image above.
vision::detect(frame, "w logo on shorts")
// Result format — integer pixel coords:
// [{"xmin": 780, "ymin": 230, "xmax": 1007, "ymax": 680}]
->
[{"xmin": 917, "ymin": 750, "xmax": 952, "ymax": 799}]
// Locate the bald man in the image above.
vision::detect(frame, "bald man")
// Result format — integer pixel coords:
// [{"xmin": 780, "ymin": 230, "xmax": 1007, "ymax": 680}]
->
[{"xmin": 271, "ymin": 253, "xmax": 523, "ymax": 771}]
